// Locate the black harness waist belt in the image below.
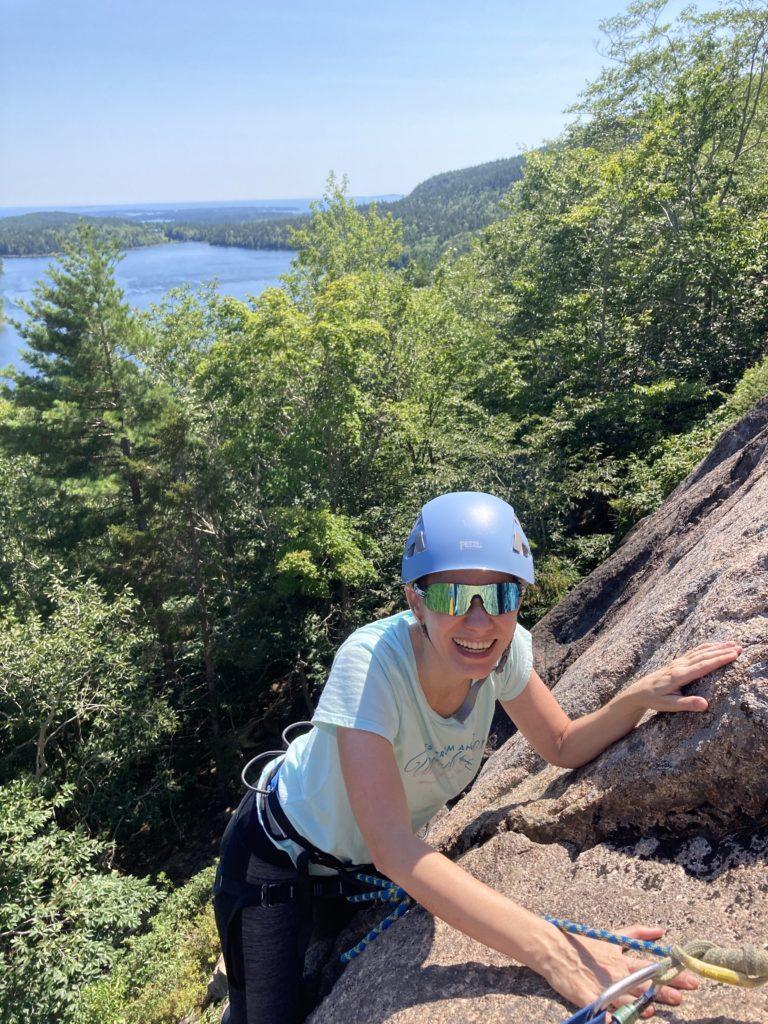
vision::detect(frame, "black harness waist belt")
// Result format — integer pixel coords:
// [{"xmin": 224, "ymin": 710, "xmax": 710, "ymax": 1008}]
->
[
  {"xmin": 216, "ymin": 873, "xmax": 355, "ymax": 908},
  {"xmin": 264, "ymin": 782, "xmax": 360, "ymax": 873},
  {"xmin": 214, "ymin": 756, "xmax": 381, "ymax": 915}
]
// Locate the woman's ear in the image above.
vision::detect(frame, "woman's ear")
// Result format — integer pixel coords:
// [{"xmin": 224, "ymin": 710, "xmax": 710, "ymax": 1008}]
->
[{"xmin": 404, "ymin": 585, "xmax": 422, "ymax": 622}]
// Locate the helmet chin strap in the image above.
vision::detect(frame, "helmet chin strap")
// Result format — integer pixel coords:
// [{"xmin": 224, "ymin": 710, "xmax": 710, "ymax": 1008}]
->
[{"xmin": 493, "ymin": 640, "xmax": 512, "ymax": 674}]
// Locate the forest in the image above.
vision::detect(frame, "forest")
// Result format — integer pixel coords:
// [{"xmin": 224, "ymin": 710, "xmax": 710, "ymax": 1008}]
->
[
  {"xmin": 0, "ymin": 213, "xmax": 167, "ymax": 257},
  {"xmin": 164, "ymin": 155, "xmax": 528, "ymax": 268},
  {"xmin": 1, "ymin": 3, "xmax": 767, "ymax": 1022},
  {"xmin": 0, "ymin": 158, "xmax": 525, "ymax": 267}
]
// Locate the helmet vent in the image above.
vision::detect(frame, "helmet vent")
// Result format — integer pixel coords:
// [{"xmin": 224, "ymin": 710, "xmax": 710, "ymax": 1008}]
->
[{"xmin": 406, "ymin": 517, "xmax": 427, "ymax": 559}]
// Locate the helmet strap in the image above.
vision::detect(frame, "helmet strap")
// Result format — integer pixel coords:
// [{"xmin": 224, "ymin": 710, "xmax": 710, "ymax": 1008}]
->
[{"xmin": 493, "ymin": 641, "xmax": 512, "ymax": 675}]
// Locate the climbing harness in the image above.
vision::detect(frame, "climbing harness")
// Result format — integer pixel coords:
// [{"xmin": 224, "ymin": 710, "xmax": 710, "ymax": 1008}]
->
[
  {"xmin": 239, "ymin": 728, "xmax": 411, "ymax": 963},
  {"xmin": 550, "ymin": 916, "xmax": 768, "ymax": 1024}
]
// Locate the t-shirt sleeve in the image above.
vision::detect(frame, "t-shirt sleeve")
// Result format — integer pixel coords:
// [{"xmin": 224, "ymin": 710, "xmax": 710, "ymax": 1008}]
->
[
  {"xmin": 494, "ymin": 624, "xmax": 534, "ymax": 702},
  {"xmin": 312, "ymin": 632, "xmax": 400, "ymax": 743}
]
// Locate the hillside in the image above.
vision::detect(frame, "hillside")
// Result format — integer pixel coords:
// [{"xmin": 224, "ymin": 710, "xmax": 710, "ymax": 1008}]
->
[
  {"xmin": 377, "ymin": 154, "xmax": 527, "ymax": 263},
  {"xmin": 173, "ymin": 154, "xmax": 527, "ymax": 264},
  {"xmin": 0, "ymin": 156, "xmax": 527, "ymax": 264},
  {"xmin": 0, "ymin": 211, "xmax": 167, "ymax": 256}
]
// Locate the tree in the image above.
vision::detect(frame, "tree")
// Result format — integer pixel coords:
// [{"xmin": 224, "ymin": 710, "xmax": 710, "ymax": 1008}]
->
[
  {"xmin": 285, "ymin": 173, "xmax": 403, "ymax": 298},
  {"xmin": 0, "ymin": 229, "xmax": 175, "ymax": 661},
  {"xmin": 0, "ymin": 776, "xmax": 160, "ymax": 1024},
  {"xmin": 0, "ymin": 574, "xmax": 176, "ymax": 838}
]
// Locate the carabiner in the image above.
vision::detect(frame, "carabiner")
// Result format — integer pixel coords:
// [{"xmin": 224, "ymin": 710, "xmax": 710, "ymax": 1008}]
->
[{"xmin": 561, "ymin": 962, "xmax": 664, "ymax": 1024}]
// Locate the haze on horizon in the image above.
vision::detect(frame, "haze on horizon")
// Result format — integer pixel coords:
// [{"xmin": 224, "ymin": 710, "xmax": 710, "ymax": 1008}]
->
[{"xmin": 1, "ymin": 0, "xmax": 713, "ymax": 207}]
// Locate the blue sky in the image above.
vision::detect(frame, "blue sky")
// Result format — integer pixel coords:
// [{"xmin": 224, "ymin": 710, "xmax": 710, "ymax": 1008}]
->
[{"xmin": 0, "ymin": 0, "xmax": 705, "ymax": 205}]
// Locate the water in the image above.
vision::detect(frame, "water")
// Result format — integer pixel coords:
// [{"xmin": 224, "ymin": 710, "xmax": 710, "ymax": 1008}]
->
[{"xmin": 0, "ymin": 242, "xmax": 296, "ymax": 370}]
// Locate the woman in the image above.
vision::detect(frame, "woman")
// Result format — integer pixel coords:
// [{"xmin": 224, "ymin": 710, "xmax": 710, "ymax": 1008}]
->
[{"xmin": 214, "ymin": 491, "xmax": 741, "ymax": 1023}]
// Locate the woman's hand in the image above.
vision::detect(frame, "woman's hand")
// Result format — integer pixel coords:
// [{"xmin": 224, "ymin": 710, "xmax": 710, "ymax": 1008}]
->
[
  {"xmin": 624, "ymin": 641, "xmax": 743, "ymax": 714},
  {"xmin": 541, "ymin": 924, "xmax": 700, "ymax": 1019}
]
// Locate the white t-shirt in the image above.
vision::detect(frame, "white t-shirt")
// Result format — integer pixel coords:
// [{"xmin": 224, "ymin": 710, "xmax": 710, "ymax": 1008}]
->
[{"xmin": 258, "ymin": 609, "xmax": 533, "ymax": 868}]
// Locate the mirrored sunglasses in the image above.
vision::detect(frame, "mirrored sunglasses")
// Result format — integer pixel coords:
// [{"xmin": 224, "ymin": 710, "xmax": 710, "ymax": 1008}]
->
[{"xmin": 412, "ymin": 580, "xmax": 524, "ymax": 616}]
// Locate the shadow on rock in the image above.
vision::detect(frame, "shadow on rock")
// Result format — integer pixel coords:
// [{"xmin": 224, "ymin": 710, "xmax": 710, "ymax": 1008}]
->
[{"xmin": 313, "ymin": 961, "xmax": 557, "ymax": 1024}]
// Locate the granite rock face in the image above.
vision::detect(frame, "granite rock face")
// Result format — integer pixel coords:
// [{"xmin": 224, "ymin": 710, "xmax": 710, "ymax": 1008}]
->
[
  {"xmin": 430, "ymin": 395, "xmax": 768, "ymax": 856},
  {"xmin": 310, "ymin": 398, "xmax": 768, "ymax": 1023},
  {"xmin": 311, "ymin": 831, "xmax": 768, "ymax": 1023}
]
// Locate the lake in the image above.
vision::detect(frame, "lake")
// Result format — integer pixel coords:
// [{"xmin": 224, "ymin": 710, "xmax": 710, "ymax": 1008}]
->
[{"xmin": 0, "ymin": 242, "xmax": 296, "ymax": 370}]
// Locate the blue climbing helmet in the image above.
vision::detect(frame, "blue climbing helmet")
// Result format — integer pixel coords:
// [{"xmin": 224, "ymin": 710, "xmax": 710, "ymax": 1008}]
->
[{"xmin": 401, "ymin": 491, "xmax": 534, "ymax": 585}]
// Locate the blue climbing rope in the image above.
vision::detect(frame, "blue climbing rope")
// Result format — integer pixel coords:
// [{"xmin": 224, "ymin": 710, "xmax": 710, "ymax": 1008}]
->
[
  {"xmin": 340, "ymin": 872, "xmax": 415, "ymax": 963},
  {"xmin": 545, "ymin": 915, "xmax": 673, "ymax": 959}
]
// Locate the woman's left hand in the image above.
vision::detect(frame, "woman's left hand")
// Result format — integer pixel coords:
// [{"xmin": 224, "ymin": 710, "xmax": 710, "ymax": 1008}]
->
[
  {"xmin": 625, "ymin": 642, "xmax": 743, "ymax": 713},
  {"xmin": 561, "ymin": 924, "xmax": 701, "ymax": 1018}
]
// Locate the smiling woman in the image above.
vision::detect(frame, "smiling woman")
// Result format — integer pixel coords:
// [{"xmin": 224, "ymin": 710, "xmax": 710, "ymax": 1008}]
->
[{"xmin": 213, "ymin": 490, "xmax": 740, "ymax": 1024}]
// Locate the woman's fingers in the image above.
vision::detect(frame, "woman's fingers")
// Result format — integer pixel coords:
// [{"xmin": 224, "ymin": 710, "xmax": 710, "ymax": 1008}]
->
[
  {"xmin": 681, "ymin": 647, "xmax": 741, "ymax": 667},
  {"xmin": 621, "ymin": 925, "xmax": 664, "ymax": 940},
  {"xmin": 677, "ymin": 643, "xmax": 740, "ymax": 665},
  {"xmin": 670, "ymin": 649, "xmax": 742, "ymax": 684},
  {"xmin": 688, "ymin": 641, "xmax": 739, "ymax": 652},
  {"xmin": 680, "ymin": 644, "xmax": 742, "ymax": 666},
  {"xmin": 657, "ymin": 693, "xmax": 709, "ymax": 711}
]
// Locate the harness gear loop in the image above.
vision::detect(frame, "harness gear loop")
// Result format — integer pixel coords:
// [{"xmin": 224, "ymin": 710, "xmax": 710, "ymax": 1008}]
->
[{"xmin": 240, "ymin": 748, "xmax": 286, "ymax": 795}]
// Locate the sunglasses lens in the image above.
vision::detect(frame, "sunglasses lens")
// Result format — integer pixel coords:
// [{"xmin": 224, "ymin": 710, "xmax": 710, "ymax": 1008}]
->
[
  {"xmin": 420, "ymin": 581, "xmax": 523, "ymax": 615},
  {"xmin": 498, "ymin": 582, "xmax": 523, "ymax": 613},
  {"xmin": 420, "ymin": 583, "xmax": 456, "ymax": 614}
]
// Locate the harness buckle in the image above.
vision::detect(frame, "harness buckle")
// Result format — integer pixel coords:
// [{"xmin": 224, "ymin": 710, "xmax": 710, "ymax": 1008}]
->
[{"xmin": 260, "ymin": 882, "xmax": 292, "ymax": 908}]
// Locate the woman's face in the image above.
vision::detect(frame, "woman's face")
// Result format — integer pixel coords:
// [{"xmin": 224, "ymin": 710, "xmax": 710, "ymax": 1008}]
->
[{"xmin": 407, "ymin": 569, "xmax": 520, "ymax": 680}]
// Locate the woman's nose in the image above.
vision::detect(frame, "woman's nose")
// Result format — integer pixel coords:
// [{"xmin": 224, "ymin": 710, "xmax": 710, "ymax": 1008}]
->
[{"xmin": 465, "ymin": 596, "xmax": 493, "ymax": 623}]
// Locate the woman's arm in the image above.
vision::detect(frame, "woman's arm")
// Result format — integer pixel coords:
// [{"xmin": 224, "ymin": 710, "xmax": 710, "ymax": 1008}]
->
[
  {"xmin": 337, "ymin": 726, "xmax": 696, "ymax": 1016},
  {"xmin": 501, "ymin": 641, "xmax": 743, "ymax": 770}
]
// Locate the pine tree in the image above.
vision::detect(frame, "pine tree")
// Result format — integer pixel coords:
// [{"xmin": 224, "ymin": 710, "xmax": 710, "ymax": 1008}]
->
[{"xmin": 0, "ymin": 227, "xmax": 175, "ymax": 665}]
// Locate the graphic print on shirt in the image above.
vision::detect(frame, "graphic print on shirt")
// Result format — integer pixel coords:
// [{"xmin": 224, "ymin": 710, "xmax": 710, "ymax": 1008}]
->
[{"xmin": 404, "ymin": 734, "xmax": 484, "ymax": 783}]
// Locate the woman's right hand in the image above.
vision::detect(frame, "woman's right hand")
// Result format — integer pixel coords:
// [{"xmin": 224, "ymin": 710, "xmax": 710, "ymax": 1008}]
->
[{"xmin": 539, "ymin": 923, "xmax": 700, "ymax": 1019}]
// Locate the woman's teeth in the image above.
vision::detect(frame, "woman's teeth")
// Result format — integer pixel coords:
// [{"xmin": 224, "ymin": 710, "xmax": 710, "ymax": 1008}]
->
[{"xmin": 453, "ymin": 638, "xmax": 495, "ymax": 653}]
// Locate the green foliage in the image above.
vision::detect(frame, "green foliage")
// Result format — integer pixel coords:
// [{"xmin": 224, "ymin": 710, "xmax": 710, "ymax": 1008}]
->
[
  {"xmin": 285, "ymin": 173, "xmax": 403, "ymax": 296},
  {"xmin": 0, "ymin": 573, "xmax": 177, "ymax": 836},
  {"xmin": 0, "ymin": 776, "xmax": 160, "ymax": 1024},
  {"xmin": 0, "ymin": 213, "xmax": 166, "ymax": 257},
  {"xmin": 75, "ymin": 867, "xmax": 219, "ymax": 1024},
  {"xmin": 612, "ymin": 352, "xmax": 768, "ymax": 530},
  {"xmin": 0, "ymin": 434, "xmax": 57, "ymax": 613},
  {"xmin": 273, "ymin": 508, "xmax": 378, "ymax": 599},
  {"xmin": 726, "ymin": 352, "xmax": 768, "ymax": 416}
]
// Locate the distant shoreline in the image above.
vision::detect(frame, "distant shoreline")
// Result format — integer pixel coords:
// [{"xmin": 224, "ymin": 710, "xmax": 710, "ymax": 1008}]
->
[{"xmin": 0, "ymin": 239, "xmax": 297, "ymax": 261}]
